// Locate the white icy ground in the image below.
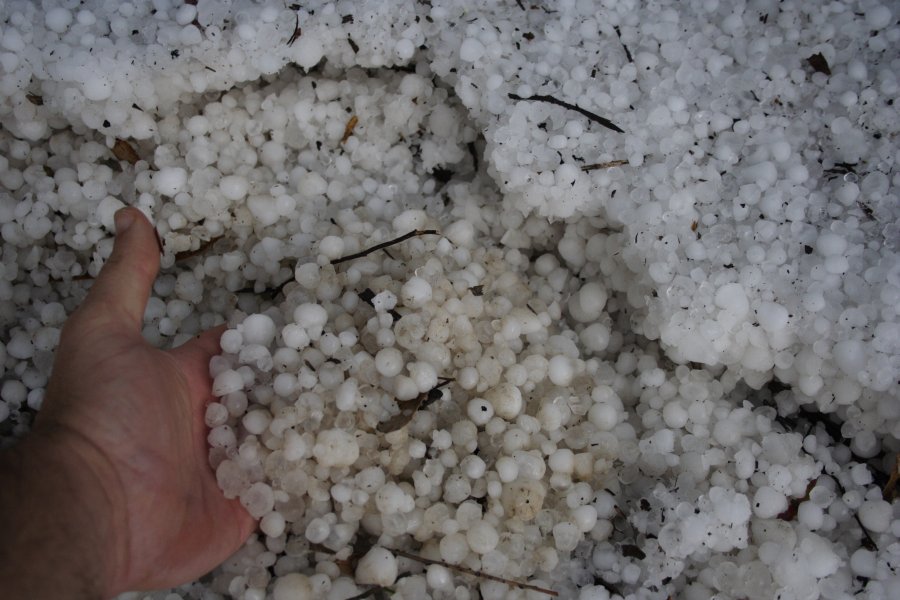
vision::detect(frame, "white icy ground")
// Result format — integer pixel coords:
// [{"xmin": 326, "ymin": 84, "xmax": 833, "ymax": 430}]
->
[{"xmin": 0, "ymin": 1, "xmax": 898, "ymax": 599}]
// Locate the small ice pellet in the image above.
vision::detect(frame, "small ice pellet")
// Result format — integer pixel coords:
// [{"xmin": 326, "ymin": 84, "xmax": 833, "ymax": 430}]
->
[
  {"xmin": 219, "ymin": 175, "xmax": 249, "ymax": 200},
  {"xmin": 242, "ymin": 314, "xmax": 277, "ymax": 346},
  {"xmin": 858, "ymin": 499, "xmax": 893, "ymax": 533},
  {"xmin": 273, "ymin": 573, "xmax": 313, "ymax": 600},
  {"xmin": 260, "ymin": 511, "xmax": 286, "ymax": 538},
  {"xmin": 212, "ymin": 369, "xmax": 244, "ymax": 396},
  {"xmin": 466, "ymin": 520, "xmax": 498, "ymax": 554},
  {"xmin": 312, "ymin": 429, "xmax": 359, "ymax": 468},
  {"xmin": 155, "ymin": 167, "xmax": 188, "ymax": 196},
  {"xmin": 355, "ymin": 547, "xmax": 398, "ymax": 586},
  {"xmin": 459, "ymin": 38, "xmax": 485, "ymax": 62},
  {"xmin": 240, "ymin": 482, "xmax": 275, "ymax": 518},
  {"xmin": 548, "ymin": 355, "xmax": 574, "ymax": 386},
  {"xmin": 752, "ymin": 486, "xmax": 787, "ymax": 518},
  {"xmin": 375, "ymin": 347, "xmax": 404, "ymax": 377},
  {"xmin": 401, "ymin": 277, "xmax": 432, "ymax": 308}
]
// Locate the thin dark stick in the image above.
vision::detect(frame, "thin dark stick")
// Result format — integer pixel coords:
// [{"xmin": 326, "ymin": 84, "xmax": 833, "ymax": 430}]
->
[
  {"xmin": 331, "ymin": 229, "xmax": 439, "ymax": 265},
  {"xmin": 581, "ymin": 159, "xmax": 629, "ymax": 171},
  {"xmin": 392, "ymin": 549, "xmax": 558, "ymax": 597},
  {"xmin": 508, "ymin": 93, "xmax": 624, "ymax": 133},
  {"xmin": 614, "ymin": 26, "xmax": 633, "ymax": 63}
]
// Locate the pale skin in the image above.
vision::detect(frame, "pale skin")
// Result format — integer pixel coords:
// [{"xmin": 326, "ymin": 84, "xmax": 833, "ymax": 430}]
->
[{"xmin": 0, "ymin": 208, "xmax": 255, "ymax": 598}]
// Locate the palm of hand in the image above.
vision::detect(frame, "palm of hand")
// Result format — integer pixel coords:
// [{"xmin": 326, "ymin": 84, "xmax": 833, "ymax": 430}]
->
[{"xmin": 33, "ymin": 209, "xmax": 254, "ymax": 596}]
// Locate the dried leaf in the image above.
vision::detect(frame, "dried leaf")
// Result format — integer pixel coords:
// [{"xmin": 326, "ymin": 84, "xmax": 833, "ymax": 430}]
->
[
  {"xmin": 341, "ymin": 115, "xmax": 359, "ymax": 144},
  {"xmin": 26, "ymin": 94, "xmax": 43, "ymax": 106},
  {"xmin": 112, "ymin": 138, "xmax": 140, "ymax": 165},
  {"xmin": 581, "ymin": 159, "xmax": 628, "ymax": 171},
  {"xmin": 806, "ymin": 52, "xmax": 831, "ymax": 76}
]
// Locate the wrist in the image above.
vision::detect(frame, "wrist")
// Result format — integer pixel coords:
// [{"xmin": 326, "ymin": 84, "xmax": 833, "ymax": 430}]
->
[{"xmin": 0, "ymin": 430, "xmax": 126, "ymax": 598}]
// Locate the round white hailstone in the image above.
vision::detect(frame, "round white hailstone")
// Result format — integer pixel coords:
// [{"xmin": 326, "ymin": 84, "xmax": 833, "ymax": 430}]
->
[
  {"xmin": 662, "ymin": 401, "xmax": 688, "ymax": 429},
  {"xmin": 484, "ymin": 383, "xmax": 523, "ymax": 420},
  {"xmin": 467, "ymin": 398, "xmax": 494, "ymax": 425},
  {"xmin": 305, "ymin": 518, "xmax": 330, "ymax": 544},
  {"xmin": 312, "ymin": 429, "xmax": 359, "ymax": 468},
  {"xmin": 293, "ymin": 35, "xmax": 324, "ymax": 69},
  {"xmin": 501, "ymin": 479, "xmax": 546, "ymax": 521},
  {"xmin": 242, "ymin": 314, "xmax": 277, "ymax": 346},
  {"xmin": 548, "ymin": 449, "xmax": 575, "ymax": 474},
  {"xmin": 375, "ymin": 482, "xmax": 414, "ymax": 514},
  {"xmin": 548, "ymin": 355, "xmax": 575, "ymax": 386},
  {"xmin": 283, "ymin": 429, "xmax": 308, "ymax": 461},
  {"xmin": 850, "ymin": 549, "xmax": 877, "ymax": 578},
  {"xmin": 260, "ymin": 511, "xmax": 286, "ymax": 538},
  {"xmin": 408, "ymin": 361, "xmax": 438, "ymax": 393},
  {"xmin": 220, "ymin": 329, "xmax": 243, "ymax": 354},
  {"xmin": 212, "ymin": 369, "xmax": 244, "ymax": 396},
  {"xmin": 752, "ymin": 486, "xmax": 788, "ymax": 518},
  {"xmin": 461, "ymin": 455, "xmax": 487, "ymax": 479},
  {"xmin": 552, "ymin": 522, "xmax": 580, "ymax": 551},
  {"xmin": 242, "ymin": 409, "xmax": 271, "ymax": 435},
  {"xmin": 355, "ymin": 547, "xmax": 398, "ymax": 586},
  {"xmin": 569, "ymin": 282, "xmax": 608, "ymax": 323},
  {"xmin": 832, "ymin": 340, "xmax": 866, "ymax": 375},
  {"xmin": 757, "ymin": 302, "xmax": 789, "ymax": 332},
  {"xmin": 865, "ymin": 4, "xmax": 893, "ymax": 29},
  {"xmin": 797, "ymin": 501, "xmax": 824, "ymax": 530},
  {"xmin": 293, "ymin": 303, "xmax": 328, "ymax": 337},
  {"xmin": 580, "ymin": 322, "xmax": 610, "ymax": 353},
  {"xmin": 401, "ymin": 277, "xmax": 432, "ymax": 308},
  {"xmin": 466, "ymin": 520, "xmax": 499, "ymax": 554},
  {"xmin": 155, "ymin": 167, "xmax": 188, "ymax": 196},
  {"xmin": 273, "ymin": 573, "xmax": 313, "ymax": 600},
  {"xmin": 495, "ymin": 456, "xmax": 519, "ymax": 482},
  {"xmin": 714, "ymin": 283, "xmax": 749, "ymax": 316},
  {"xmin": 425, "ymin": 564, "xmax": 453, "ymax": 591},
  {"xmin": 82, "ymin": 75, "xmax": 112, "ymax": 101},
  {"xmin": 858, "ymin": 499, "xmax": 893, "ymax": 533},
  {"xmin": 588, "ymin": 403, "xmax": 618, "ymax": 430},
  {"xmin": 318, "ymin": 235, "xmax": 344, "ymax": 260},
  {"xmin": 799, "ymin": 533, "xmax": 841, "ymax": 579},
  {"xmin": 439, "ymin": 533, "xmax": 469, "ymax": 564},
  {"xmin": 281, "ymin": 324, "xmax": 311, "ymax": 350},
  {"xmin": 45, "ymin": 7, "xmax": 73, "ymax": 32},
  {"xmin": 240, "ymin": 482, "xmax": 275, "ymax": 518},
  {"xmin": 219, "ymin": 175, "xmax": 249, "ymax": 201},
  {"xmin": 459, "ymin": 38, "xmax": 485, "ymax": 62},
  {"xmin": 444, "ymin": 220, "xmax": 475, "ymax": 247},
  {"xmin": 572, "ymin": 505, "xmax": 598, "ymax": 533},
  {"xmin": 375, "ymin": 347, "xmax": 404, "ymax": 377},
  {"xmin": 394, "ymin": 38, "xmax": 415, "ymax": 60}
]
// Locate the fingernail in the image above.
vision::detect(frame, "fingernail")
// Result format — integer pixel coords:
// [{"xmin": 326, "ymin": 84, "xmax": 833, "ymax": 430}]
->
[{"xmin": 114, "ymin": 208, "xmax": 135, "ymax": 234}]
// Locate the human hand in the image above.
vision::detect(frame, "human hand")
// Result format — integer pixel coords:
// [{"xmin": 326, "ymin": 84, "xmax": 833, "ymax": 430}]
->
[{"xmin": 5, "ymin": 208, "xmax": 255, "ymax": 597}]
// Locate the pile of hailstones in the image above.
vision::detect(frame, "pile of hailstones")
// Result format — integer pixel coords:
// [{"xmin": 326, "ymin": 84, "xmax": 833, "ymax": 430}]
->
[{"xmin": 206, "ymin": 209, "xmax": 624, "ymax": 599}]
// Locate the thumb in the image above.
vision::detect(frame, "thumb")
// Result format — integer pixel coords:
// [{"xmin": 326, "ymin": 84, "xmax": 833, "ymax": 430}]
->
[{"xmin": 80, "ymin": 207, "xmax": 161, "ymax": 332}]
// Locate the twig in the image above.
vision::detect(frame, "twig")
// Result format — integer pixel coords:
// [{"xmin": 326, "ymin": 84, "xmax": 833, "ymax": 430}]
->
[
  {"xmin": 581, "ymin": 160, "xmax": 628, "ymax": 171},
  {"xmin": 287, "ymin": 13, "xmax": 302, "ymax": 46},
  {"xmin": 174, "ymin": 235, "xmax": 224, "ymax": 262},
  {"xmin": 392, "ymin": 548, "xmax": 558, "ymax": 597},
  {"xmin": 377, "ymin": 378, "xmax": 453, "ymax": 433},
  {"xmin": 614, "ymin": 26, "xmax": 633, "ymax": 63},
  {"xmin": 507, "ymin": 93, "xmax": 624, "ymax": 133},
  {"xmin": 331, "ymin": 230, "xmax": 439, "ymax": 265},
  {"xmin": 883, "ymin": 454, "xmax": 899, "ymax": 501}
]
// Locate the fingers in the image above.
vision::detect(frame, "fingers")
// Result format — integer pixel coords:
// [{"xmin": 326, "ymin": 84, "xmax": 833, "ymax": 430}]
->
[{"xmin": 79, "ymin": 208, "xmax": 161, "ymax": 333}]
